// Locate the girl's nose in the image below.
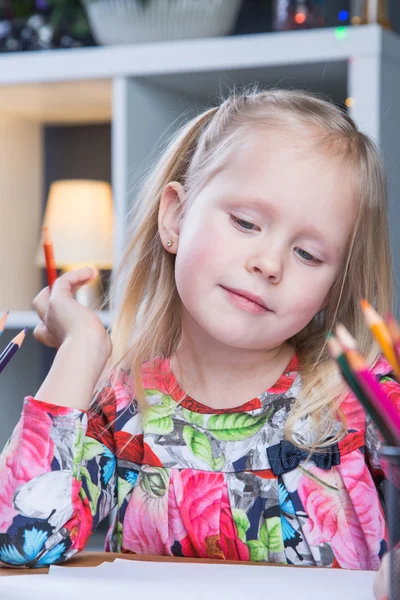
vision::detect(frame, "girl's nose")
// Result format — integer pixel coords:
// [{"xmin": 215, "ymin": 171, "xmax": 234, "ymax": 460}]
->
[{"xmin": 246, "ymin": 252, "xmax": 283, "ymax": 283}]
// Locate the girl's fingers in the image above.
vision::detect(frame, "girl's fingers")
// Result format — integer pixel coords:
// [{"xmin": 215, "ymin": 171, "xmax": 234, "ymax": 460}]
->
[
  {"xmin": 51, "ymin": 266, "xmax": 98, "ymax": 299},
  {"xmin": 32, "ymin": 286, "xmax": 51, "ymax": 322},
  {"xmin": 33, "ymin": 321, "xmax": 59, "ymax": 348},
  {"xmin": 33, "ymin": 267, "xmax": 98, "ymax": 317},
  {"xmin": 32, "ymin": 267, "xmax": 99, "ymax": 347},
  {"xmin": 33, "ymin": 321, "xmax": 51, "ymax": 345}
]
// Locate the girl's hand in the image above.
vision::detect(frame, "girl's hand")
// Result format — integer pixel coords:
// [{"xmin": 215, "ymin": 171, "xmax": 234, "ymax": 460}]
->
[
  {"xmin": 32, "ymin": 266, "xmax": 112, "ymax": 359},
  {"xmin": 374, "ymin": 552, "xmax": 390, "ymax": 600}
]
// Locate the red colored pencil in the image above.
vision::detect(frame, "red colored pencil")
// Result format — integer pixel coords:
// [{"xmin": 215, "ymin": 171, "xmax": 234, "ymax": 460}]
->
[
  {"xmin": 0, "ymin": 328, "xmax": 28, "ymax": 374},
  {"xmin": 43, "ymin": 226, "xmax": 57, "ymax": 289}
]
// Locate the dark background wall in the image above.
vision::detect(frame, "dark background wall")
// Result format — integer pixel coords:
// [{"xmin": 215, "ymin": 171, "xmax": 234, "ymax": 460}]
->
[{"xmin": 44, "ymin": 124, "xmax": 111, "ymax": 200}]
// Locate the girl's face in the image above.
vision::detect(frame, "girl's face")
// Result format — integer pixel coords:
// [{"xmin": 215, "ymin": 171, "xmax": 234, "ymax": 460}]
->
[{"xmin": 160, "ymin": 129, "xmax": 357, "ymax": 352}]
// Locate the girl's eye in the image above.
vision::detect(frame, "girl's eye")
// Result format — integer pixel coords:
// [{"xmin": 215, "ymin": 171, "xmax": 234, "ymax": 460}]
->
[
  {"xmin": 230, "ymin": 214, "xmax": 259, "ymax": 231},
  {"xmin": 295, "ymin": 247, "xmax": 322, "ymax": 265}
]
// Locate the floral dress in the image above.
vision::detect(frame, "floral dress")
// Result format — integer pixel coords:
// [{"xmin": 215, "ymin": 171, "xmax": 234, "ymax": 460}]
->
[{"xmin": 0, "ymin": 354, "xmax": 398, "ymax": 569}]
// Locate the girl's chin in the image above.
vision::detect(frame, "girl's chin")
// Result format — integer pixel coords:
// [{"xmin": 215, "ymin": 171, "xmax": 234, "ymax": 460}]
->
[{"xmin": 201, "ymin": 326, "xmax": 279, "ymax": 351}]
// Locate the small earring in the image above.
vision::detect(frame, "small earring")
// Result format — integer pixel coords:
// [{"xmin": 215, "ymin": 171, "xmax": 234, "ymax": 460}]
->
[{"xmin": 166, "ymin": 239, "xmax": 173, "ymax": 247}]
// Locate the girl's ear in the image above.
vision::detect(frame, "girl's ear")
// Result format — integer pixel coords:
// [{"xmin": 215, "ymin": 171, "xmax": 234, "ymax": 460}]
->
[{"xmin": 158, "ymin": 181, "xmax": 185, "ymax": 255}]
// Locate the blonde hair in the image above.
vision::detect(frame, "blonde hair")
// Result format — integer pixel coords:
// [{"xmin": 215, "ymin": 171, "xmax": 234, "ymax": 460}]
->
[{"xmin": 106, "ymin": 87, "xmax": 394, "ymax": 450}]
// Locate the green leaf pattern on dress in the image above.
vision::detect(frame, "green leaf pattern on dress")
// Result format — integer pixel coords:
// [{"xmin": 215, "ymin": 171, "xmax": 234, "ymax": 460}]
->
[
  {"xmin": 183, "ymin": 426, "xmax": 225, "ymax": 471},
  {"xmin": 142, "ymin": 391, "xmax": 177, "ymax": 435},
  {"xmin": 208, "ymin": 409, "xmax": 273, "ymax": 441}
]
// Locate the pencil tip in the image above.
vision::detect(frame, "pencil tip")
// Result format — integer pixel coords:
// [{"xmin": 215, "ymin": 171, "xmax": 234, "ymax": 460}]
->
[
  {"xmin": 326, "ymin": 332, "xmax": 343, "ymax": 359},
  {"xmin": 42, "ymin": 225, "xmax": 52, "ymax": 245},
  {"xmin": 335, "ymin": 322, "xmax": 358, "ymax": 350}
]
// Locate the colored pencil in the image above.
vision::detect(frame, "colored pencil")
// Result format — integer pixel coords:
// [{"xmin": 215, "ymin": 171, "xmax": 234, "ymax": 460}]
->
[
  {"xmin": 0, "ymin": 311, "xmax": 9, "ymax": 336},
  {"xmin": 328, "ymin": 332, "xmax": 398, "ymax": 445},
  {"xmin": 360, "ymin": 299, "xmax": 400, "ymax": 381},
  {"xmin": 0, "ymin": 328, "xmax": 28, "ymax": 374},
  {"xmin": 335, "ymin": 323, "xmax": 358, "ymax": 352},
  {"xmin": 385, "ymin": 312, "xmax": 400, "ymax": 367},
  {"xmin": 43, "ymin": 226, "xmax": 57, "ymax": 289},
  {"xmin": 327, "ymin": 332, "xmax": 361, "ymax": 391},
  {"xmin": 335, "ymin": 323, "xmax": 400, "ymax": 442},
  {"xmin": 345, "ymin": 348, "xmax": 400, "ymax": 444}
]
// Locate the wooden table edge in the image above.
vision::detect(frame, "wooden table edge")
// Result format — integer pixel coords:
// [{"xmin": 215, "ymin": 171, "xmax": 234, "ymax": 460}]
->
[{"xmin": 0, "ymin": 552, "xmax": 287, "ymax": 576}]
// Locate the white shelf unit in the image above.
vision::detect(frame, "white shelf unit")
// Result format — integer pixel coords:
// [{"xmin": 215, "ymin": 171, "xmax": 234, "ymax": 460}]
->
[
  {"xmin": 1, "ymin": 23, "xmax": 400, "ymax": 327},
  {"xmin": 4, "ymin": 310, "xmax": 111, "ymax": 330}
]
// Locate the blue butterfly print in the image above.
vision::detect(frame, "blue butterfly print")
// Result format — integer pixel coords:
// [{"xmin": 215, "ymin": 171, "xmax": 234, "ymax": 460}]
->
[
  {"xmin": 278, "ymin": 483, "xmax": 297, "ymax": 538},
  {"xmin": 125, "ymin": 470, "xmax": 138, "ymax": 486},
  {"xmin": 101, "ymin": 447, "xmax": 116, "ymax": 486},
  {"xmin": 278, "ymin": 483, "xmax": 305, "ymax": 557},
  {"xmin": 0, "ymin": 523, "xmax": 70, "ymax": 567}
]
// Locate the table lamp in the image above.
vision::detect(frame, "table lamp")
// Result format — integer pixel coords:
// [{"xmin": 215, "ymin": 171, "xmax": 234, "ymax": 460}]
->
[{"xmin": 36, "ymin": 179, "xmax": 114, "ymax": 308}]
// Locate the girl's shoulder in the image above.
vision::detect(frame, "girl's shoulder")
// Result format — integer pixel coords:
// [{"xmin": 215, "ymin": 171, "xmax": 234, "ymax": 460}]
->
[
  {"xmin": 108, "ymin": 367, "xmax": 136, "ymax": 412},
  {"xmin": 104, "ymin": 358, "xmax": 172, "ymax": 413}
]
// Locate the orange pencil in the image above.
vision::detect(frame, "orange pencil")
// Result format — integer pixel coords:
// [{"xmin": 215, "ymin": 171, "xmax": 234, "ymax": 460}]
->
[
  {"xmin": 385, "ymin": 312, "xmax": 400, "ymax": 364},
  {"xmin": 360, "ymin": 299, "xmax": 400, "ymax": 381},
  {"xmin": 0, "ymin": 310, "xmax": 9, "ymax": 336},
  {"xmin": 43, "ymin": 226, "xmax": 57, "ymax": 289}
]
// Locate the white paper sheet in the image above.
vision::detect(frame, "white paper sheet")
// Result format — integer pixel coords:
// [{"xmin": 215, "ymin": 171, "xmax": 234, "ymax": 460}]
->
[{"xmin": 1, "ymin": 560, "xmax": 376, "ymax": 600}]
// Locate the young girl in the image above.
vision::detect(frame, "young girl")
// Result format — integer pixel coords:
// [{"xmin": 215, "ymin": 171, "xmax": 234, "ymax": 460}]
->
[{"xmin": 0, "ymin": 88, "xmax": 397, "ymax": 597}]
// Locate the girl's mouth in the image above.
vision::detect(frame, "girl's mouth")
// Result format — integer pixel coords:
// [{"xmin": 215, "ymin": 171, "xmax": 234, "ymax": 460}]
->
[{"xmin": 220, "ymin": 286, "xmax": 271, "ymax": 315}]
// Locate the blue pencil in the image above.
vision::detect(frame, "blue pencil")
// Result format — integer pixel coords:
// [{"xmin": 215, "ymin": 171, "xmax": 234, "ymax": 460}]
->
[{"xmin": 0, "ymin": 327, "xmax": 28, "ymax": 374}]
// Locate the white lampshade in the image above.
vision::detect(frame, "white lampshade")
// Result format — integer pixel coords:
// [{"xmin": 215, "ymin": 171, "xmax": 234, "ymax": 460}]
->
[{"xmin": 36, "ymin": 179, "xmax": 114, "ymax": 269}]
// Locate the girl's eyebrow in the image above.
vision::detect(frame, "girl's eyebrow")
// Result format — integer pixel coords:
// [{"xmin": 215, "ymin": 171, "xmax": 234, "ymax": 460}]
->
[
  {"xmin": 232, "ymin": 196, "xmax": 279, "ymax": 216},
  {"xmin": 303, "ymin": 225, "xmax": 342, "ymax": 256}
]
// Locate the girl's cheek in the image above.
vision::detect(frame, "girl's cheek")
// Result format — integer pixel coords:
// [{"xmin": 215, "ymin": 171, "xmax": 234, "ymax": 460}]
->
[
  {"xmin": 180, "ymin": 219, "xmax": 227, "ymax": 269},
  {"xmin": 180, "ymin": 236, "xmax": 215, "ymax": 271},
  {"xmin": 175, "ymin": 237, "xmax": 213, "ymax": 294},
  {"xmin": 282, "ymin": 274, "xmax": 328, "ymax": 316}
]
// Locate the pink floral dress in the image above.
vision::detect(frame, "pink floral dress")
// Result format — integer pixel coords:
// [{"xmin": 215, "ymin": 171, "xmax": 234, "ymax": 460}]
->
[{"xmin": 0, "ymin": 354, "xmax": 397, "ymax": 569}]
